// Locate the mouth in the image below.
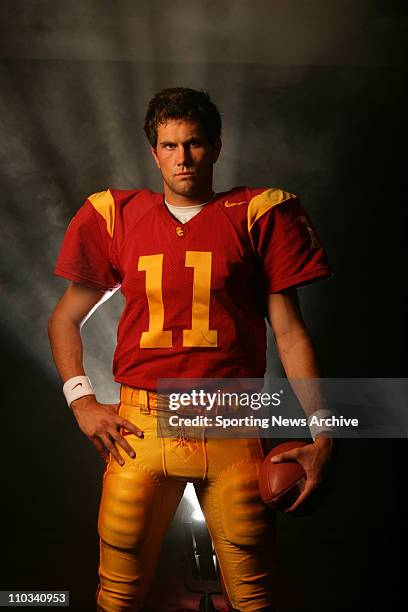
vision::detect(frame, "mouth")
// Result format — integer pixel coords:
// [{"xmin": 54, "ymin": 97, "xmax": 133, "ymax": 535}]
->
[{"xmin": 175, "ymin": 172, "xmax": 195, "ymax": 177}]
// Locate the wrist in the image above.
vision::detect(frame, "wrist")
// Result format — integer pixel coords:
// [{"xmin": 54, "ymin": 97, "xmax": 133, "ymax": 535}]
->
[
  {"xmin": 308, "ymin": 408, "xmax": 335, "ymax": 441},
  {"xmin": 314, "ymin": 433, "xmax": 333, "ymax": 450},
  {"xmin": 70, "ymin": 394, "xmax": 96, "ymax": 411},
  {"xmin": 63, "ymin": 375, "xmax": 95, "ymax": 407}
]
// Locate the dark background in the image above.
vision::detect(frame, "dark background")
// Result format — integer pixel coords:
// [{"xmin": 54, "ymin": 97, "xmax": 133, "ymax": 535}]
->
[{"xmin": 1, "ymin": 1, "xmax": 406, "ymax": 610}]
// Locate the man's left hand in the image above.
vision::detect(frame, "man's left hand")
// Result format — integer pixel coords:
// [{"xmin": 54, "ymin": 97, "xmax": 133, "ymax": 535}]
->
[{"xmin": 271, "ymin": 436, "xmax": 333, "ymax": 512}]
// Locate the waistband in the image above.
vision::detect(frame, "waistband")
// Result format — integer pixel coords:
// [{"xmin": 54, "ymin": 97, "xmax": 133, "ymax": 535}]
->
[
  {"xmin": 120, "ymin": 386, "xmax": 170, "ymax": 413},
  {"xmin": 120, "ymin": 385, "xmax": 242, "ymax": 416}
]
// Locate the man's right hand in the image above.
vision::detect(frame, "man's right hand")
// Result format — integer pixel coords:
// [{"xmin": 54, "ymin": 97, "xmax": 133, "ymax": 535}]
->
[{"xmin": 70, "ymin": 395, "xmax": 144, "ymax": 466}]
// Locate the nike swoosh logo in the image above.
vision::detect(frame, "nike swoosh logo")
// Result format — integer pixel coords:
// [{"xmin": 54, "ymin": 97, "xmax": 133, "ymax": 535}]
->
[
  {"xmin": 224, "ymin": 200, "xmax": 247, "ymax": 207},
  {"xmin": 72, "ymin": 383, "xmax": 83, "ymax": 389}
]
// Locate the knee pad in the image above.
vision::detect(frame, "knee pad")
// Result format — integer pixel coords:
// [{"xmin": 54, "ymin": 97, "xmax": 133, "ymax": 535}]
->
[
  {"xmin": 216, "ymin": 460, "xmax": 273, "ymax": 547},
  {"xmin": 98, "ymin": 465, "xmax": 161, "ymax": 550}
]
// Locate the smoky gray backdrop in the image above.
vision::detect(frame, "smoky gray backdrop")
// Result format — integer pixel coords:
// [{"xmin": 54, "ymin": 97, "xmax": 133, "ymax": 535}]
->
[{"xmin": 1, "ymin": 2, "xmax": 406, "ymax": 611}]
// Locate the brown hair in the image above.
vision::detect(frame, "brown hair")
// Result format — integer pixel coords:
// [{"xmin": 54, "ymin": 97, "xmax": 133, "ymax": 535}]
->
[{"xmin": 144, "ymin": 87, "xmax": 222, "ymax": 148}]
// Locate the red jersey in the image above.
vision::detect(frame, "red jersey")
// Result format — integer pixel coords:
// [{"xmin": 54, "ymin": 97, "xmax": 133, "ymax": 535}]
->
[{"xmin": 55, "ymin": 187, "xmax": 331, "ymax": 390}]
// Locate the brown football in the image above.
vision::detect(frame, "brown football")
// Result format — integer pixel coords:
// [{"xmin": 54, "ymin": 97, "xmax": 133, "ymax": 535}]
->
[{"xmin": 259, "ymin": 441, "xmax": 309, "ymax": 511}]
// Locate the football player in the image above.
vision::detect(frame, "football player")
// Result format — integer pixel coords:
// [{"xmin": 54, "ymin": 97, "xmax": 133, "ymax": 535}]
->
[{"xmin": 48, "ymin": 88, "xmax": 333, "ymax": 612}]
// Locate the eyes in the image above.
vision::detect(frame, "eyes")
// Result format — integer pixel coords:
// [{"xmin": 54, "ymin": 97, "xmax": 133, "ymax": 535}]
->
[{"xmin": 162, "ymin": 140, "xmax": 202, "ymax": 151}]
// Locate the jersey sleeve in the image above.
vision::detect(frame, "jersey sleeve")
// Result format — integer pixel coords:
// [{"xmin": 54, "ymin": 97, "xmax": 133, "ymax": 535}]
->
[
  {"xmin": 248, "ymin": 188, "xmax": 332, "ymax": 293},
  {"xmin": 54, "ymin": 192, "xmax": 122, "ymax": 290}
]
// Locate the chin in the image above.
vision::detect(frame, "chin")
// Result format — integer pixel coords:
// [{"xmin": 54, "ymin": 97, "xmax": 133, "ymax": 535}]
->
[{"xmin": 170, "ymin": 183, "xmax": 198, "ymax": 198}]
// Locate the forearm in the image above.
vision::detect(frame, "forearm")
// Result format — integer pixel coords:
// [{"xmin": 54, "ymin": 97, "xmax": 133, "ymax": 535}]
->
[
  {"xmin": 275, "ymin": 328, "xmax": 327, "ymax": 419},
  {"xmin": 276, "ymin": 326, "xmax": 320, "ymax": 379},
  {"xmin": 48, "ymin": 282, "xmax": 107, "ymax": 383},
  {"xmin": 47, "ymin": 285, "xmax": 142, "ymax": 464},
  {"xmin": 48, "ymin": 312, "xmax": 85, "ymax": 382}
]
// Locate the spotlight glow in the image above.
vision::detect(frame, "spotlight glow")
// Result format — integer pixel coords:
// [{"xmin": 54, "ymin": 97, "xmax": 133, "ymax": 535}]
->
[{"xmin": 184, "ymin": 483, "xmax": 205, "ymax": 521}]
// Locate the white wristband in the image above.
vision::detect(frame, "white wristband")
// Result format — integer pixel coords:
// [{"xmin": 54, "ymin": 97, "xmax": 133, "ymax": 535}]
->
[
  {"xmin": 63, "ymin": 376, "xmax": 95, "ymax": 407},
  {"xmin": 308, "ymin": 408, "xmax": 335, "ymax": 441}
]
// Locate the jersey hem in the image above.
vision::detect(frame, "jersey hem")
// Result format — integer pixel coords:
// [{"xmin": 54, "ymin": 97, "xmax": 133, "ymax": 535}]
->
[
  {"xmin": 54, "ymin": 266, "xmax": 119, "ymax": 291},
  {"xmin": 267, "ymin": 266, "xmax": 332, "ymax": 293}
]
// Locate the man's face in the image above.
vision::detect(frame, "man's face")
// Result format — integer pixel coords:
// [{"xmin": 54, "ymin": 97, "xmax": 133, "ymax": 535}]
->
[{"xmin": 151, "ymin": 119, "xmax": 221, "ymax": 204}]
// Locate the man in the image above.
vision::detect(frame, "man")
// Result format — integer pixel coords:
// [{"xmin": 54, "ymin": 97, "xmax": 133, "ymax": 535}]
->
[{"xmin": 49, "ymin": 88, "xmax": 333, "ymax": 612}]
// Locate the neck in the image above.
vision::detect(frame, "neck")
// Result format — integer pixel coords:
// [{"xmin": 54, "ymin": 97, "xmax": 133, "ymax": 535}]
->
[{"xmin": 163, "ymin": 186, "xmax": 215, "ymax": 207}]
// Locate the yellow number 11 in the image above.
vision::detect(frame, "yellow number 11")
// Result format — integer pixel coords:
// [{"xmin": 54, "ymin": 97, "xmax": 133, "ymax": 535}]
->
[{"xmin": 137, "ymin": 251, "xmax": 218, "ymax": 349}]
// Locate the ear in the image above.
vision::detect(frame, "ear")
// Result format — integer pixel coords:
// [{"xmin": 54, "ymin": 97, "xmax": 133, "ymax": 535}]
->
[
  {"xmin": 211, "ymin": 137, "xmax": 222, "ymax": 163},
  {"xmin": 150, "ymin": 145, "xmax": 161, "ymax": 169}
]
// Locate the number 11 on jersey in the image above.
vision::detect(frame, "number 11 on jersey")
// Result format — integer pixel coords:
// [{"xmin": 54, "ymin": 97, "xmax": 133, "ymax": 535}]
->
[{"xmin": 138, "ymin": 251, "xmax": 218, "ymax": 349}]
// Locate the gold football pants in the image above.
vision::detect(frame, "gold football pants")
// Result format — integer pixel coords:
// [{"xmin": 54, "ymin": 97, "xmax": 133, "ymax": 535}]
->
[{"xmin": 96, "ymin": 386, "xmax": 275, "ymax": 612}]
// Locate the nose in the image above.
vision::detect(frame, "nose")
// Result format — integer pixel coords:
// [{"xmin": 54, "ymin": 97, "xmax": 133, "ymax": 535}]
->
[{"xmin": 176, "ymin": 144, "xmax": 191, "ymax": 166}]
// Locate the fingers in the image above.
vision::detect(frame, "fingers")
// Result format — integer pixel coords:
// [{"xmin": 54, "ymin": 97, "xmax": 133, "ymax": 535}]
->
[
  {"xmin": 98, "ymin": 419, "xmax": 143, "ymax": 466},
  {"xmin": 84, "ymin": 402, "xmax": 145, "ymax": 467},
  {"xmin": 116, "ymin": 417, "xmax": 144, "ymax": 439},
  {"xmin": 271, "ymin": 450, "xmax": 298, "ymax": 463},
  {"xmin": 271, "ymin": 444, "xmax": 328, "ymax": 512},
  {"xmin": 91, "ymin": 437, "xmax": 110, "ymax": 464},
  {"xmin": 100, "ymin": 433, "xmax": 126, "ymax": 466},
  {"xmin": 285, "ymin": 481, "xmax": 314, "ymax": 512},
  {"xmin": 109, "ymin": 429, "xmax": 136, "ymax": 459},
  {"xmin": 93, "ymin": 430, "xmax": 137, "ymax": 467}
]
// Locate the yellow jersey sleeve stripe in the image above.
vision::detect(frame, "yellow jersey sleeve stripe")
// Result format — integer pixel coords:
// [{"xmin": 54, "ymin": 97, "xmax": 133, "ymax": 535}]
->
[
  {"xmin": 247, "ymin": 188, "xmax": 297, "ymax": 233},
  {"xmin": 88, "ymin": 189, "xmax": 115, "ymax": 238}
]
